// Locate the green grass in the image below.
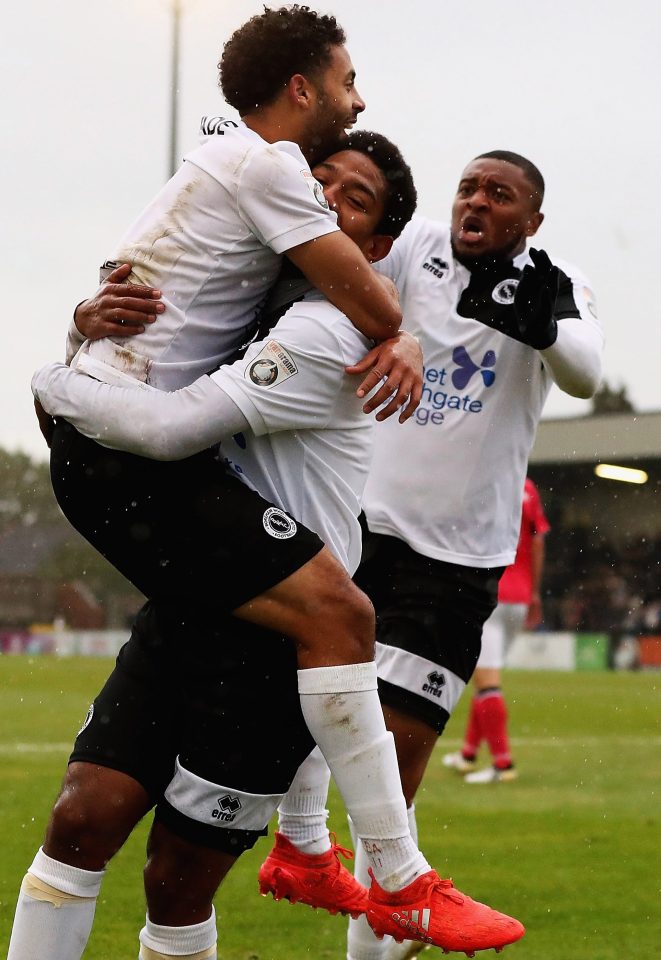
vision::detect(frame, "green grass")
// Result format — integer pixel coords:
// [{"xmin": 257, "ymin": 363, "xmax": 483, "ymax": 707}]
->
[{"xmin": 0, "ymin": 658, "xmax": 659, "ymax": 959}]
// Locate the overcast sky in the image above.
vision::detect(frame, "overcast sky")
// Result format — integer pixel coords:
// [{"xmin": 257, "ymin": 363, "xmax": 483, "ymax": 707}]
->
[{"xmin": 3, "ymin": 0, "xmax": 658, "ymax": 459}]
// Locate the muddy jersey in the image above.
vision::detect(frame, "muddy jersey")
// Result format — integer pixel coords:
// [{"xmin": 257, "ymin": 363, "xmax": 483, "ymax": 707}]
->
[
  {"xmin": 366, "ymin": 216, "xmax": 600, "ymax": 567},
  {"xmin": 72, "ymin": 117, "xmax": 338, "ymax": 391}
]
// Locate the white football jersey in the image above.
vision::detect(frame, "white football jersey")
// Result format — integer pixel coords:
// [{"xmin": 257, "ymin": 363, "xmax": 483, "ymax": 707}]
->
[
  {"xmin": 367, "ymin": 215, "xmax": 601, "ymax": 567},
  {"xmin": 73, "ymin": 118, "xmax": 338, "ymax": 391},
  {"xmin": 212, "ymin": 292, "xmax": 373, "ymax": 573}
]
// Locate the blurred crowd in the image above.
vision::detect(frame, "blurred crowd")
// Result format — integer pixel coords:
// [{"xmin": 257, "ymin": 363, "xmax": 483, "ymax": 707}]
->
[{"xmin": 542, "ymin": 526, "xmax": 661, "ymax": 637}]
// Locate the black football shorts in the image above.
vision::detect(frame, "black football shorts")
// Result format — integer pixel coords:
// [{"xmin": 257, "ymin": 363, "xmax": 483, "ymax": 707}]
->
[
  {"xmin": 355, "ymin": 530, "xmax": 504, "ymax": 733},
  {"xmin": 50, "ymin": 419, "xmax": 324, "ymax": 613},
  {"xmin": 71, "ymin": 602, "xmax": 315, "ymax": 854}
]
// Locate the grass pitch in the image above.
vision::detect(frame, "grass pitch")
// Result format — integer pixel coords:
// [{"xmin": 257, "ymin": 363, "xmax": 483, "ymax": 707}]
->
[{"xmin": 0, "ymin": 657, "xmax": 658, "ymax": 959}]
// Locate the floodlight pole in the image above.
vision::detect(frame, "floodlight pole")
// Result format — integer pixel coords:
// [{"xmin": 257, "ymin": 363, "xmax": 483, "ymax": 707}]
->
[{"xmin": 168, "ymin": 0, "xmax": 182, "ymax": 179}]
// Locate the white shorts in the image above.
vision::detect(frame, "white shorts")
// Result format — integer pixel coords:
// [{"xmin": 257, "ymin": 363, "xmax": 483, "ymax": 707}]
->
[{"xmin": 477, "ymin": 602, "xmax": 527, "ymax": 669}]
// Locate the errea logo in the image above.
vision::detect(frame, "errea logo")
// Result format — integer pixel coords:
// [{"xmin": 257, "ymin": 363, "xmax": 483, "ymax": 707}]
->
[
  {"xmin": 211, "ymin": 794, "xmax": 242, "ymax": 822},
  {"xmin": 422, "ymin": 671, "xmax": 446, "ymax": 699},
  {"xmin": 423, "ymin": 256, "xmax": 449, "ymax": 279}
]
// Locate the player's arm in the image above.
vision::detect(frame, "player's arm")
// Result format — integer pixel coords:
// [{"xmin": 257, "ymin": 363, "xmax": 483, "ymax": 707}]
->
[
  {"xmin": 539, "ymin": 309, "xmax": 603, "ymax": 398},
  {"xmin": 32, "ymin": 363, "xmax": 250, "ymax": 460},
  {"xmin": 525, "ymin": 533, "xmax": 546, "ymax": 630},
  {"xmin": 32, "ymin": 307, "xmax": 379, "ymax": 460},
  {"xmin": 514, "ymin": 249, "xmax": 603, "ymax": 397},
  {"xmin": 287, "ymin": 240, "xmax": 422, "ymax": 420},
  {"xmin": 286, "ymin": 232, "xmax": 401, "ymax": 341},
  {"xmin": 60, "ymin": 266, "xmax": 421, "ymax": 423},
  {"xmin": 32, "ymin": 311, "xmax": 358, "ymax": 459}
]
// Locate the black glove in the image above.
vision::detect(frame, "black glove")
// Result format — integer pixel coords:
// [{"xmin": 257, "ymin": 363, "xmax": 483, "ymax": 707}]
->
[{"xmin": 513, "ymin": 248, "xmax": 560, "ymax": 349}]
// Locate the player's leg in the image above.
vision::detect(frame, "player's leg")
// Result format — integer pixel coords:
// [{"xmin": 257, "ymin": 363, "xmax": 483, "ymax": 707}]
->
[
  {"xmin": 48, "ymin": 423, "xmax": 426, "ymax": 897},
  {"xmin": 49, "ymin": 419, "xmax": 373, "ymax": 666},
  {"xmin": 344, "ymin": 532, "xmax": 519, "ymax": 958},
  {"xmin": 464, "ymin": 603, "xmax": 526, "ymax": 784},
  {"xmin": 140, "ymin": 821, "xmax": 231, "ymax": 960},
  {"xmin": 6, "ymin": 641, "xmax": 175, "ymax": 960},
  {"xmin": 139, "ymin": 618, "xmax": 323, "ymax": 958},
  {"xmin": 259, "ymin": 747, "xmax": 367, "ymax": 917}
]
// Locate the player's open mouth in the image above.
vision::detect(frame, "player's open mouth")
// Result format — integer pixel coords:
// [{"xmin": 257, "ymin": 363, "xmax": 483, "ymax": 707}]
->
[{"xmin": 459, "ymin": 216, "xmax": 485, "ymax": 241}]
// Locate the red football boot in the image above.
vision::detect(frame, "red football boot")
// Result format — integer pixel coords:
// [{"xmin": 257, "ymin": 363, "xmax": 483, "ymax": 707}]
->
[
  {"xmin": 258, "ymin": 832, "xmax": 368, "ymax": 919},
  {"xmin": 366, "ymin": 869, "xmax": 525, "ymax": 956}
]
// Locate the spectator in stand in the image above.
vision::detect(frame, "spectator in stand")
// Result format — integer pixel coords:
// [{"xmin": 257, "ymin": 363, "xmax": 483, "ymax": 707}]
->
[{"xmin": 444, "ymin": 477, "xmax": 550, "ymax": 782}]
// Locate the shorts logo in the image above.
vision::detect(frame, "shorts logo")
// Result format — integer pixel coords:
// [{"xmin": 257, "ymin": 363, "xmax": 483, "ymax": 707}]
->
[
  {"xmin": 491, "ymin": 278, "xmax": 519, "ymax": 304},
  {"xmin": 263, "ymin": 507, "xmax": 297, "ymax": 540},
  {"xmin": 77, "ymin": 703, "xmax": 94, "ymax": 737},
  {"xmin": 422, "ymin": 670, "xmax": 446, "ymax": 699},
  {"xmin": 211, "ymin": 794, "xmax": 242, "ymax": 822},
  {"xmin": 249, "ymin": 358, "xmax": 279, "ymax": 386}
]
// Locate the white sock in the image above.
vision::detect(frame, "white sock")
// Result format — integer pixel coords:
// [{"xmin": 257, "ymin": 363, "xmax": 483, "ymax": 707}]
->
[
  {"xmin": 277, "ymin": 746, "xmax": 332, "ymax": 855},
  {"xmin": 298, "ymin": 663, "xmax": 429, "ymax": 890},
  {"xmin": 7, "ymin": 847, "xmax": 104, "ymax": 960},
  {"xmin": 139, "ymin": 909, "xmax": 217, "ymax": 959},
  {"xmin": 347, "ymin": 807, "xmax": 419, "ymax": 960}
]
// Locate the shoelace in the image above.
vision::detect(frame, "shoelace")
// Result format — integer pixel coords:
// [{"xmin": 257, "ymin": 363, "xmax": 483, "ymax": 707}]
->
[
  {"xmin": 429, "ymin": 877, "xmax": 465, "ymax": 905},
  {"xmin": 328, "ymin": 831, "xmax": 355, "ymax": 862}
]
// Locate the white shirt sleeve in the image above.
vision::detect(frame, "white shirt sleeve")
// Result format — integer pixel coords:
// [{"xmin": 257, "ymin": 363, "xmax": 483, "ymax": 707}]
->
[
  {"xmin": 237, "ymin": 147, "xmax": 340, "ymax": 253},
  {"xmin": 32, "ymin": 301, "xmax": 369, "ymax": 460},
  {"xmin": 211, "ymin": 301, "xmax": 369, "ymax": 435},
  {"xmin": 32, "ymin": 363, "xmax": 250, "ymax": 460},
  {"xmin": 541, "ymin": 270, "xmax": 604, "ymax": 398}
]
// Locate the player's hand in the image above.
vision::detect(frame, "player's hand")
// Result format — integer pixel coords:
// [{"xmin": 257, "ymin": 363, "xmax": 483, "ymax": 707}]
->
[
  {"xmin": 74, "ymin": 263, "xmax": 164, "ymax": 341},
  {"xmin": 346, "ymin": 331, "xmax": 423, "ymax": 424},
  {"xmin": 34, "ymin": 398, "xmax": 55, "ymax": 448},
  {"xmin": 513, "ymin": 248, "xmax": 560, "ymax": 349}
]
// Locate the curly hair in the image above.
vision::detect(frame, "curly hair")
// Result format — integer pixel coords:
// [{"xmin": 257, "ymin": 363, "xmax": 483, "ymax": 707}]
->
[
  {"xmin": 343, "ymin": 131, "xmax": 417, "ymax": 239},
  {"xmin": 220, "ymin": 5, "xmax": 346, "ymax": 116}
]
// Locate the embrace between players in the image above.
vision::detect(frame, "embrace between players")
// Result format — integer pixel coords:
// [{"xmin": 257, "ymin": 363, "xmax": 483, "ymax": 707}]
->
[{"xmin": 10, "ymin": 5, "xmax": 602, "ymax": 960}]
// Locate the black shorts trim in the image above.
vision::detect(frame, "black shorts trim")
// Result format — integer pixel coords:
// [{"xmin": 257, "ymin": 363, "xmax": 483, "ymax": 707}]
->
[
  {"xmin": 155, "ymin": 801, "xmax": 266, "ymax": 855},
  {"xmin": 378, "ymin": 679, "xmax": 451, "ymax": 735}
]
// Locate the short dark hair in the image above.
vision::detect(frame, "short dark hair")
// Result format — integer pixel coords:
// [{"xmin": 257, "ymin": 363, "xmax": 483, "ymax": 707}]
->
[
  {"xmin": 220, "ymin": 5, "xmax": 346, "ymax": 115},
  {"xmin": 474, "ymin": 150, "xmax": 545, "ymax": 210},
  {"xmin": 344, "ymin": 130, "xmax": 417, "ymax": 239}
]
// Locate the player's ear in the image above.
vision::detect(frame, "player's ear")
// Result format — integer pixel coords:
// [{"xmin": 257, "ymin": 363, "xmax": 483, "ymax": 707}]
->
[
  {"xmin": 288, "ymin": 73, "xmax": 314, "ymax": 109},
  {"xmin": 365, "ymin": 234, "xmax": 393, "ymax": 264},
  {"xmin": 525, "ymin": 211, "xmax": 544, "ymax": 237}
]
